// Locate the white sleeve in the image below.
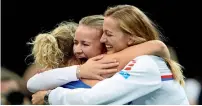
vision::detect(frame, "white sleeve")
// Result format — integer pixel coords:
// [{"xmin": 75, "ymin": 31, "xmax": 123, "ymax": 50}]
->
[
  {"xmin": 27, "ymin": 65, "xmax": 79, "ymax": 93},
  {"xmin": 48, "ymin": 56, "xmax": 162, "ymax": 105}
]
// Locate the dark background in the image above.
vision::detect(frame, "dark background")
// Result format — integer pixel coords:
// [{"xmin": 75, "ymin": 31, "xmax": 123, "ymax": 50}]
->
[{"xmin": 2, "ymin": 0, "xmax": 201, "ymax": 79}]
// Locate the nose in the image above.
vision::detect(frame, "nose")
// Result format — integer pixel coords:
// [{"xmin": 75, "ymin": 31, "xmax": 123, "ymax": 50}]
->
[
  {"xmin": 74, "ymin": 44, "xmax": 82, "ymax": 55},
  {"xmin": 100, "ymin": 33, "xmax": 107, "ymax": 43}
]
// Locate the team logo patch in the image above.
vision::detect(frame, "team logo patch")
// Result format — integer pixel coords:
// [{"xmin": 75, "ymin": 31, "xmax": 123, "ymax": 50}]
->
[{"xmin": 119, "ymin": 71, "xmax": 130, "ymax": 79}]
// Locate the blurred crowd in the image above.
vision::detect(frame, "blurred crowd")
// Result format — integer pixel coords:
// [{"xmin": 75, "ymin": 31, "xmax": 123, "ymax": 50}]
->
[
  {"xmin": 168, "ymin": 46, "xmax": 202, "ymax": 105},
  {"xmin": 1, "ymin": 64, "xmax": 43, "ymax": 105}
]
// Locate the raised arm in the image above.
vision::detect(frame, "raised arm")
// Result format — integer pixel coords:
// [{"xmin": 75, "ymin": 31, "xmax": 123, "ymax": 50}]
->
[{"xmin": 103, "ymin": 40, "xmax": 170, "ymax": 71}]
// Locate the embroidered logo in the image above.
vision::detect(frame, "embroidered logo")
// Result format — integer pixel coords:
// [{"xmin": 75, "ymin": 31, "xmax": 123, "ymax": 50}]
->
[{"xmin": 119, "ymin": 71, "xmax": 130, "ymax": 79}]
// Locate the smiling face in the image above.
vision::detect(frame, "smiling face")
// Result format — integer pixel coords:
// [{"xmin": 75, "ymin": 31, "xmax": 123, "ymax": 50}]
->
[
  {"xmin": 100, "ymin": 17, "xmax": 130, "ymax": 54},
  {"xmin": 73, "ymin": 25, "xmax": 104, "ymax": 60}
]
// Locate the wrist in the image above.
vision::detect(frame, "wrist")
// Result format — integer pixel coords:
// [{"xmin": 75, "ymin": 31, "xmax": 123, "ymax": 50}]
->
[
  {"xmin": 76, "ymin": 65, "xmax": 81, "ymax": 79},
  {"xmin": 44, "ymin": 90, "xmax": 51, "ymax": 105}
]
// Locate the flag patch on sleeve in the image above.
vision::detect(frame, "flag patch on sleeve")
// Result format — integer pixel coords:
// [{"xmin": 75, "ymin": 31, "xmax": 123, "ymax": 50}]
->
[{"xmin": 161, "ymin": 74, "xmax": 174, "ymax": 81}]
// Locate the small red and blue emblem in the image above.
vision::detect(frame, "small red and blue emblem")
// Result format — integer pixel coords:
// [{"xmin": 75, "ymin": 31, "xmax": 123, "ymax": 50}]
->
[
  {"xmin": 161, "ymin": 74, "xmax": 174, "ymax": 81},
  {"xmin": 119, "ymin": 60, "xmax": 136, "ymax": 79}
]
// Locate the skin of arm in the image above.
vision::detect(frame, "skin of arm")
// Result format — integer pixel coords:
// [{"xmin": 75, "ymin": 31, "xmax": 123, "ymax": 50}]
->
[{"xmin": 100, "ymin": 40, "xmax": 169, "ymax": 77}]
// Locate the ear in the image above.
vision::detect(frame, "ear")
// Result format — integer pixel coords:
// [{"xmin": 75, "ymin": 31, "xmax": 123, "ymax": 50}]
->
[
  {"xmin": 128, "ymin": 35, "xmax": 146, "ymax": 46},
  {"xmin": 127, "ymin": 36, "xmax": 135, "ymax": 46}
]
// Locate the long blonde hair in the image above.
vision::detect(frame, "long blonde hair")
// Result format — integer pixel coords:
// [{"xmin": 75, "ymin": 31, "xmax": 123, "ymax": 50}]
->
[
  {"xmin": 28, "ymin": 21, "xmax": 79, "ymax": 69},
  {"xmin": 104, "ymin": 5, "xmax": 185, "ymax": 86}
]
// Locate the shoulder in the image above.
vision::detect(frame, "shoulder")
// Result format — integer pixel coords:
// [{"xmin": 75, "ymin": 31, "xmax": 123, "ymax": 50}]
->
[
  {"xmin": 130, "ymin": 55, "xmax": 163, "ymax": 69},
  {"xmin": 120, "ymin": 55, "xmax": 162, "ymax": 82},
  {"xmin": 123, "ymin": 55, "xmax": 162, "ymax": 75},
  {"xmin": 134, "ymin": 55, "xmax": 164, "ymax": 62}
]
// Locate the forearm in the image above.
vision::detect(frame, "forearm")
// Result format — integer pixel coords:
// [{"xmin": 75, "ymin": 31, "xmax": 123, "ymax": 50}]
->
[
  {"xmin": 27, "ymin": 65, "xmax": 79, "ymax": 93},
  {"xmin": 104, "ymin": 40, "xmax": 170, "ymax": 70}
]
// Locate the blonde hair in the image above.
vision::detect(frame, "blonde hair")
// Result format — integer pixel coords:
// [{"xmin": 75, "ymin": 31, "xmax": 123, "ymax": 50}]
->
[
  {"xmin": 28, "ymin": 21, "xmax": 78, "ymax": 68},
  {"xmin": 79, "ymin": 15, "xmax": 104, "ymax": 30},
  {"xmin": 104, "ymin": 5, "xmax": 185, "ymax": 86}
]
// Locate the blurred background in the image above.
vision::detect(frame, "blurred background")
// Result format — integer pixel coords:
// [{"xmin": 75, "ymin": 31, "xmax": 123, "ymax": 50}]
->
[{"xmin": 1, "ymin": 0, "xmax": 202, "ymax": 105}]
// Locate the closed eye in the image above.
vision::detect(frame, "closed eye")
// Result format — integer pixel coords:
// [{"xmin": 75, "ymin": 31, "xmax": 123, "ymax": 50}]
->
[
  {"xmin": 104, "ymin": 30, "xmax": 113, "ymax": 37},
  {"xmin": 81, "ymin": 41, "xmax": 90, "ymax": 46},
  {"xmin": 105, "ymin": 32, "xmax": 113, "ymax": 37},
  {"xmin": 83, "ymin": 43, "xmax": 89, "ymax": 46}
]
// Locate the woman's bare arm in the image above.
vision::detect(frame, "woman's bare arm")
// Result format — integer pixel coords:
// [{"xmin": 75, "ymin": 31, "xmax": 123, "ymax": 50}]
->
[{"xmin": 102, "ymin": 40, "xmax": 170, "ymax": 71}]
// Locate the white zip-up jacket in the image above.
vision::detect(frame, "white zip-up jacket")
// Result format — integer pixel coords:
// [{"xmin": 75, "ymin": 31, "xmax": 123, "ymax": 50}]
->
[{"xmin": 45, "ymin": 55, "xmax": 189, "ymax": 105}]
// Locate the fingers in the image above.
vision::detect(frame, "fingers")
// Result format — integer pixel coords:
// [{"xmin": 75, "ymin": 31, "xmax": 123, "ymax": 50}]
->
[
  {"xmin": 91, "ymin": 55, "xmax": 104, "ymax": 61},
  {"xmin": 94, "ymin": 75, "xmax": 105, "ymax": 81},
  {"xmin": 101, "ymin": 73, "xmax": 115, "ymax": 78},
  {"xmin": 100, "ymin": 68, "xmax": 118, "ymax": 75},
  {"xmin": 101, "ymin": 62, "xmax": 119, "ymax": 69},
  {"xmin": 31, "ymin": 95, "xmax": 36, "ymax": 105},
  {"xmin": 99, "ymin": 59, "xmax": 117, "ymax": 64}
]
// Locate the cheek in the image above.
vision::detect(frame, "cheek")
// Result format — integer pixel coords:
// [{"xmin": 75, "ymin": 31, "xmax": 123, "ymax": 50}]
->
[
  {"xmin": 81, "ymin": 46, "xmax": 93, "ymax": 57},
  {"xmin": 77, "ymin": 46, "xmax": 94, "ymax": 59},
  {"xmin": 114, "ymin": 37, "xmax": 128, "ymax": 50},
  {"xmin": 95, "ymin": 42, "xmax": 104, "ymax": 51},
  {"xmin": 95, "ymin": 44, "xmax": 104, "ymax": 54},
  {"xmin": 109, "ymin": 37, "xmax": 119, "ymax": 46},
  {"xmin": 118, "ymin": 35, "xmax": 129, "ymax": 44},
  {"xmin": 86, "ymin": 45, "xmax": 103, "ymax": 58}
]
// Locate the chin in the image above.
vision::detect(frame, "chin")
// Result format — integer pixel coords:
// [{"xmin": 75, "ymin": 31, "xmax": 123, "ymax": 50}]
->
[{"xmin": 107, "ymin": 50, "xmax": 115, "ymax": 54}]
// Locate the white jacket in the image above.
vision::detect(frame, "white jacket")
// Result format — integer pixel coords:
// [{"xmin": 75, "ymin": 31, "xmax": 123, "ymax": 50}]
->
[{"xmin": 47, "ymin": 55, "xmax": 189, "ymax": 105}]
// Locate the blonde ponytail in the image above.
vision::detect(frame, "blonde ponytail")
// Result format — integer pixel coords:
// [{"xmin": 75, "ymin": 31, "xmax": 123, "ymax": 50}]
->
[
  {"xmin": 31, "ymin": 33, "xmax": 64, "ymax": 68},
  {"xmin": 27, "ymin": 21, "xmax": 78, "ymax": 70},
  {"xmin": 164, "ymin": 58, "xmax": 185, "ymax": 86}
]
